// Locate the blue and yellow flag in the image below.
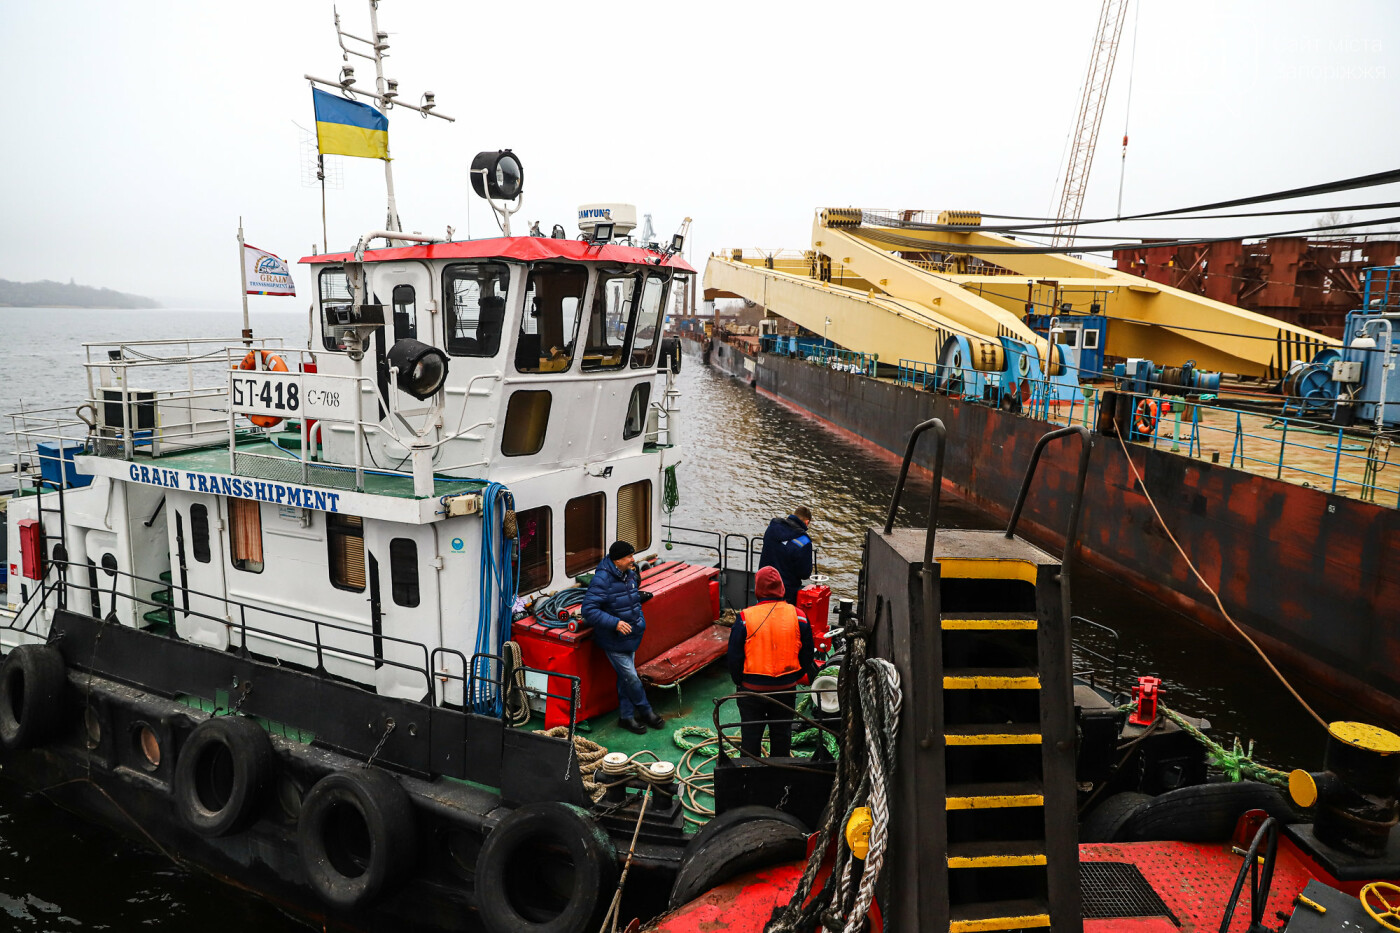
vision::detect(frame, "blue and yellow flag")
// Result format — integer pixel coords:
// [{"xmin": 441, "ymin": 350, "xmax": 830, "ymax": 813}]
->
[{"xmin": 312, "ymin": 88, "xmax": 389, "ymax": 161}]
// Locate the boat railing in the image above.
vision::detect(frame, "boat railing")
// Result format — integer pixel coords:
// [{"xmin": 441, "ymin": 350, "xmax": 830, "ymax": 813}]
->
[
  {"xmin": 1071, "ymin": 615, "xmax": 1122, "ymax": 697},
  {"xmin": 710, "ymin": 689, "xmax": 841, "ymax": 773},
  {"xmin": 459, "ymin": 648, "xmax": 583, "ymax": 730},
  {"xmin": 664, "ymin": 524, "xmax": 821, "ymax": 612},
  {"xmin": 890, "ymin": 353, "xmax": 1400, "ymax": 508},
  {"xmin": 0, "ymin": 556, "xmax": 566, "ymax": 721}
]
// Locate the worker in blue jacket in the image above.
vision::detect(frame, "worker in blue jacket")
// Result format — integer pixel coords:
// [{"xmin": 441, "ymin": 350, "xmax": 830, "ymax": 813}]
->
[
  {"xmin": 582, "ymin": 541, "xmax": 662, "ymax": 735},
  {"xmin": 758, "ymin": 506, "xmax": 814, "ymax": 605}
]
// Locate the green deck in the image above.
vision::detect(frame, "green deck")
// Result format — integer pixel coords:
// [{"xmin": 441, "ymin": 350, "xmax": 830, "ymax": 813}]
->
[{"xmin": 101, "ymin": 427, "xmax": 485, "ymax": 500}]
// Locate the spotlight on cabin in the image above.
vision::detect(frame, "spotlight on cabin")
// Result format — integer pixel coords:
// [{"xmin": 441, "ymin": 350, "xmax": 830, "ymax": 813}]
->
[
  {"xmin": 470, "ymin": 150, "xmax": 524, "ymax": 201},
  {"xmin": 670, "ymin": 232, "xmax": 685, "ymax": 253},
  {"xmin": 592, "ymin": 221, "xmax": 615, "ymax": 245},
  {"xmin": 387, "ymin": 338, "xmax": 449, "ymax": 399},
  {"xmin": 551, "ymin": 224, "xmax": 567, "ymax": 239}
]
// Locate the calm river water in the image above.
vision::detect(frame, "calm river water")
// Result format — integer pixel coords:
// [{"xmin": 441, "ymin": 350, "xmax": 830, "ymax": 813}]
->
[{"xmin": 0, "ymin": 308, "xmax": 1323, "ymax": 929}]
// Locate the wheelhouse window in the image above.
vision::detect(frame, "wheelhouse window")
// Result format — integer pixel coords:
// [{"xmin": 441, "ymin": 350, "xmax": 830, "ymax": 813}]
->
[
  {"xmin": 1083, "ymin": 328, "xmax": 1101, "ymax": 349},
  {"xmin": 228, "ymin": 498, "xmax": 263, "ymax": 573},
  {"xmin": 517, "ymin": 505, "xmax": 552, "ymax": 594},
  {"xmin": 445, "ymin": 262, "xmax": 511, "ymax": 357},
  {"xmin": 190, "ymin": 503, "xmax": 211, "ymax": 563},
  {"xmin": 618, "ymin": 481, "xmax": 651, "ymax": 552},
  {"xmin": 516, "ymin": 263, "xmax": 587, "ymax": 373},
  {"xmin": 389, "ymin": 538, "xmax": 420, "ymax": 608},
  {"xmin": 623, "ymin": 383, "xmax": 650, "ymax": 440},
  {"xmin": 328, "ymin": 513, "xmax": 366, "ymax": 592},
  {"xmin": 502, "ymin": 390, "xmax": 552, "ymax": 456},
  {"xmin": 630, "ymin": 273, "xmax": 668, "ymax": 368},
  {"xmin": 564, "ymin": 493, "xmax": 606, "ymax": 576},
  {"xmin": 391, "ymin": 284, "xmax": 417, "ymax": 340},
  {"xmin": 582, "ymin": 268, "xmax": 639, "ymax": 371},
  {"xmin": 320, "ymin": 267, "xmax": 353, "ymax": 351}
]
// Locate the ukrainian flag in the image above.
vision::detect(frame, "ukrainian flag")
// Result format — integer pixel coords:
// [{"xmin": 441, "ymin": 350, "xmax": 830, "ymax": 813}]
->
[{"xmin": 313, "ymin": 88, "xmax": 389, "ymax": 161}]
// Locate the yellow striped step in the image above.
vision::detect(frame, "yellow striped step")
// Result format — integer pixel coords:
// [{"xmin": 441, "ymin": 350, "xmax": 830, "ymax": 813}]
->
[
  {"xmin": 946, "ymin": 781, "xmax": 1044, "ymax": 811},
  {"xmin": 942, "ymin": 616, "xmax": 1038, "ymax": 631},
  {"xmin": 937, "ymin": 557, "xmax": 1039, "ymax": 585},
  {"xmin": 947, "ymin": 840, "xmax": 1047, "ymax": 868},
  {"xmin": 949, "ymin": 898, "xmax": 1051, "ymax": 932},
  {"xmin": 944, "ymin": 668, "xmax": 1040, "ymax": 690},
  {"xmin": 944, "ymin": 723, "xmax": 1042, "ymax": 746}
]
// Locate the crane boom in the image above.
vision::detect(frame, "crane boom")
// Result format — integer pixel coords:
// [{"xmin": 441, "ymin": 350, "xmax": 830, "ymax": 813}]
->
[{"xmin": 1051, "ymin": 0, "xmax": 1131, "ymax": 247}]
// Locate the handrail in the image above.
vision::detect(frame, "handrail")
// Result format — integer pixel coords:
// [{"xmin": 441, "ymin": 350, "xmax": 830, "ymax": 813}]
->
[
  {"xmin": 883, "ymin": 418, "xmax": 948, "ymax": 540},
  {"xmin": 1005, "ymin": 426, "xmax": 1092, "ymax": 626}
]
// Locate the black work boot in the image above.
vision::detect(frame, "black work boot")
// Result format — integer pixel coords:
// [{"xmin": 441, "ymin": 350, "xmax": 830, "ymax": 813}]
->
[
  {"xmin": 641, "ymin": 709, "xmax": 665, "ymax": 730},
  {"xmin": 619, "ymin": 716, "xmax": 647, "ymax": 735}
]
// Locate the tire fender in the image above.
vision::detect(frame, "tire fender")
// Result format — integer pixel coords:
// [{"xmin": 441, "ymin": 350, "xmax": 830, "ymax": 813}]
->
[
  {"xmin": 475, "ymin": 801, "xmax": 617, "ymax": 933},
  {"xmin": 173, "ymin": 715, "xmax": 276, "ymax": 837},
  {"xmin": 297, "ymin": 768, "xmax": 417, "ymax": 910},
  {"xmin": 0, "ymin": 644, "xmax": 67, "ymax": 750},
  {"xmin": 668, "ymin": 816, "xmax": 808, "ymax": 910}
]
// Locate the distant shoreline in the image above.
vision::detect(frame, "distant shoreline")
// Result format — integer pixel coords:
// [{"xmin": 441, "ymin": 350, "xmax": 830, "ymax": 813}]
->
[{"xmin": 0, "ymin": 279, "xmax": 160, "ymax": 310}]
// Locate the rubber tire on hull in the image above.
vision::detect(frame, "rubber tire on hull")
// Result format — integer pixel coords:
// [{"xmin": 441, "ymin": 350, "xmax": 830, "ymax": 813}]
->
[
  {"xmin": 475, "ymin": 802, "xmax": 617, "ymax": 933},
  {"xmin": 297, "ymin": 768, "xmax": 416, "ymax": 910},
  {"xmin": 683, "ymin": 805, "xmax": 808, "ymax": 856},
  {"xmin": 1079, "ymin": 792, "xmax": 1153, "ymax": 843},
  {"xmin": 1118, "ymin": 781, "xmax": 1301, "ymax": 843},
  {"xmin": 0, "ymin": 644, "xmax": 66, "ymax": 750},
  {"xmin": 667, "ymin": 818, "xmax": 808, "ymax": 910},
  {"xmin": 173, "ymin": 716, "xmax": 276, "ymax": 837}
]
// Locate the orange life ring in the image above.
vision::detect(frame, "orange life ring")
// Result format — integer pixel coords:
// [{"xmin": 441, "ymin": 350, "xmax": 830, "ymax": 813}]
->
[
  {"xmin": 1134, "ymin": 398, "xmax": 1161, "ymax": 435},
  {"xmin": 234, "ymin": 351, "xmax": 289, "ymax": 428}
]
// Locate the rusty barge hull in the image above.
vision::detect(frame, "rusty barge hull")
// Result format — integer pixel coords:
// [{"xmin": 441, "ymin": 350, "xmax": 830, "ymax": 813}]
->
[{"xmin": 702, "ymin": 342, "xmax": 1400, "ymax": 724}]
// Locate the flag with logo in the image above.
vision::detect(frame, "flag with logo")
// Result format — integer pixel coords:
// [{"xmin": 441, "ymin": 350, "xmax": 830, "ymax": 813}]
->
[
  {"xmin": 312, "ymin": 87, "xmax": 389, "ymax": 161},
  {"xmin": 243, "ymin": 244, "xmax": 296, "ymax": 296}
]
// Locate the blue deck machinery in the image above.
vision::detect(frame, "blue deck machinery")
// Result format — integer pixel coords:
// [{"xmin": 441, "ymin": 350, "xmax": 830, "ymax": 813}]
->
[
  {"xmin": 1110, "ymin": 358, "xmax": 1223, "ymax": 442},
  {"xmin": 1316, "ymin": 265, "xmax": 1400, "ymax": 430},
  {"xmin": 935, "ymin": 333, "xmax": 1080, "ymax": 413}
]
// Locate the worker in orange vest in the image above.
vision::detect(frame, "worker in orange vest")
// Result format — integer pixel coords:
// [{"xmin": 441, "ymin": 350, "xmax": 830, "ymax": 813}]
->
[{"xmin": 727, "ymin": 565, "xmax": 819, "ymax": 757}]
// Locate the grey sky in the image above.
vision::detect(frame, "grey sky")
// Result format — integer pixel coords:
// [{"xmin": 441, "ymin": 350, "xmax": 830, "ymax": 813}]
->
[{"xmin": 2, "ymin": 1, "xmax": 1397, "ymax": 307}]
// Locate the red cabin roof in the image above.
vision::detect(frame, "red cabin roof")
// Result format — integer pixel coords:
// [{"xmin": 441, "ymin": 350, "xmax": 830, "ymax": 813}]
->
[{"xmin": 300, "ymin": 236, "xmax": 696, "ymax": 273}]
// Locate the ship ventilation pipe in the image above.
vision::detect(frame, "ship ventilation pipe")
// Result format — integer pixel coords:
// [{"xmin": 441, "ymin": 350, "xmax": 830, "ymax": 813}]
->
[
  {"xmin": 353, "ymin": 230, "xmax": 444, "ymax": 262},
  {"xmin": 1289, "ymin": 721, "xmax": 1400, "ymax": 858}
]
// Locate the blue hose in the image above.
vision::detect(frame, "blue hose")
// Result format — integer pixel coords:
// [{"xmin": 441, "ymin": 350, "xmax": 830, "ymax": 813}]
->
[{"xmin": 471, "ymin": 482, "xmax": 517, "ymax": 715}]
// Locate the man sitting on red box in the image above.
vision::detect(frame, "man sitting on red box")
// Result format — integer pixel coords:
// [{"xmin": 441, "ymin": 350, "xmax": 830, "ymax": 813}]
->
[
  {"xmin": 582, "ymin": 540, "xmax": 662, "ymax": 735},
  {"xmin": 727, "ymin": 566, "xmax": 820, "ymax": 757}
]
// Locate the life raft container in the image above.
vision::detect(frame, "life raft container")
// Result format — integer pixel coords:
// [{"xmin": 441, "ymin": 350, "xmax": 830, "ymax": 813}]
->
[
  {"xmin": 234, "ymin": 350, "xmax": 289, "ymax": 429},
  {"xmin": 0, "ymin": 644, "xmax": 67, "ymax": 750},
  {"xmin": 474, "ymin": 801, "xmax": 617, "ymax": 933},
  {"xmin": 297, "ymin": 768, "xmax": 417, "ymax": 909},
  {"xmin": 173, "ymin": 715, "xmax": 276, "ymax": 837}
]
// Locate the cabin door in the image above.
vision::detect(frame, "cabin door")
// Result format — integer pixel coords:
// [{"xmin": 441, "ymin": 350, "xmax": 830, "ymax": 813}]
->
[{"xmin": 364, "ymin": 521, "xmax": 441, "ymax": 701}]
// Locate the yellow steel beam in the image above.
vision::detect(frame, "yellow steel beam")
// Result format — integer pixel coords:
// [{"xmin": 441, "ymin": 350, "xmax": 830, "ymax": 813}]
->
[
  {"xmin": 702, "ymin": 257, "xmax": 1001, "ymax": 366},
  {"xmin": 811, "ymin": 214, "xmax": 1052, "ymax": 362},
  {"xmin": 864, "ymin": 222, "xmax": 1339, "ymax": 378}
]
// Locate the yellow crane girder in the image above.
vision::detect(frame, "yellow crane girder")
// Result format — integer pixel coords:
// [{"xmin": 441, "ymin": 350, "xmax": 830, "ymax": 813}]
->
[{"xmin": 861, "ymin": 222, "xmax": 1339, "ymax": 378}]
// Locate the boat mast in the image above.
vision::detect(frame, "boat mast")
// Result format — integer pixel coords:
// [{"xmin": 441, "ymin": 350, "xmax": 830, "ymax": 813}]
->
[{"xmin": 305, "ymin": 2, "xmax": 454, "ymax": 236}]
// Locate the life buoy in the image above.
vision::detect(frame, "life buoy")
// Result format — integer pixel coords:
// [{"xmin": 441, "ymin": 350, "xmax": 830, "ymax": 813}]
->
[
  {"xmin": 173, "ymin": 716, "xmax": 276, "ymax": 837},
  {"xmin": 297, "ymin": 768, "xmax": 417, "ymax": 909},
  {"xmin": 234, "ymin": 351, "xmax": 289, "ymax": 429},
  {"xmin": 0, "ymin": 644, "xmax": 66, "ymax": 750},
  {"xmin": 475, "ymin": 801, "xmax": 617, "ymax": 933},
  {"xmin": 1134, "ymin": 398, "xmax": 1161, "ymax": 435}
]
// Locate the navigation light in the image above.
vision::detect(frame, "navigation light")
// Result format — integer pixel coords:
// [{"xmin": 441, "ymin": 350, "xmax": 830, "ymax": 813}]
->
[
  {"xmin": 387, "ymin": 338, "xmax": 450, "ymax": 399},
  {"xmin": 470, "ymin": 150, "xmax": 524, "ymax": 201}
]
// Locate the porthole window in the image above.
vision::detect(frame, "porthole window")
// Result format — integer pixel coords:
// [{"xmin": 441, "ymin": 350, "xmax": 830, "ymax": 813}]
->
[
  {"xmin": 228, "ymin": 498, "xmax": 264, "ymax": 573},
  {"xmin": 564, "ymin": 493, "xmax": 605, "ymax": 576},
  {"xmin": 617, "ymin": 481, "xmax": 651, "ymax": 552},
  {"xmin": 190, "ymin": 503, "xmax": 211, "ymax": 563},
  {"xmin": 517, "ymin": 506, "xmax": 552, "ymax": 594},
  {"xmin": 328, "ymin": 513, "xmax": 366, "ymax": 592},
  {"xmin": 389, "ymin": 538, "xmax": 420, "ymax": 608},
  {"xmin": 502, "ymin": 390, "xmax": 552, "ymax": 457},
  {"xmin": 623, "ymin": 383, "xmax": 650, "ymax": 440}
]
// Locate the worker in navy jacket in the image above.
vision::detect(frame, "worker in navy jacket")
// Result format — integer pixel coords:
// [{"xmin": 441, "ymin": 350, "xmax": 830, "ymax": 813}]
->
[
  {"xmin": 727, "ymin": 566, "xmax": 819, "ymax": 756},
  {"xmin": 758, "ymin": 506, "xmax": 814, "ymax": 604},
  {"xmin": 582, "ymin": 541, "xmax": 662, "ymax": 735}
]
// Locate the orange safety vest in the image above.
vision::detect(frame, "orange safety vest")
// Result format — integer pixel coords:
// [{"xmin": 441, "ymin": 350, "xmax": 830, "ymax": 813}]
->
[{"xmin": 741, "ymin": 600, "xmax": 803, "ymax": 679}]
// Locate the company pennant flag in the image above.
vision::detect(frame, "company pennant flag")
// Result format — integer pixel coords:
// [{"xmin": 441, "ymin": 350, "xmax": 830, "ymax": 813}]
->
[
  {"xmin": 312, "ymin": 87, "xmax": 389, "ymax": 161},
  {"xmin": 243, "ymin": 244, "xmax": 296, "ymax": 296}
]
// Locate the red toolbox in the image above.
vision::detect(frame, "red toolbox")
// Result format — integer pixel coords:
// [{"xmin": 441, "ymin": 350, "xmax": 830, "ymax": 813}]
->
[{"xmin": 511, "ymin": 561, "xmax": 721, "ymax": 728}]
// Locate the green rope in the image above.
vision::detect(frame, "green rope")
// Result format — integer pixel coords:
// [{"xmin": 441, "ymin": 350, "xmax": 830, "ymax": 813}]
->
[
  {"xmin": 1160, "ymin": 706, "xmax": 1291, "ymax": 788},
  {"xmin": 663, "ymin": 464, "xmax": 680, "ymax": 550}
]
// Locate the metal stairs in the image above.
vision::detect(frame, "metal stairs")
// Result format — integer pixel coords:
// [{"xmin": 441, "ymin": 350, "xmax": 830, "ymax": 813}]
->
[{"xmin": 141, "ymin": 570, "xmax": 175, "ymax": 634}]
